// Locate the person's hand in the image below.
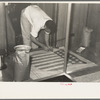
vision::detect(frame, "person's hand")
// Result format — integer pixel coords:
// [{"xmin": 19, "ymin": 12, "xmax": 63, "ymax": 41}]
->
[
  {"xmin": 43, "ymin": 46, "xmax": 50, "ymax": 51},
  {"xmin": 43, "ymin": 46, "xmax": 53, "ymax": 51},
  {"xmin": 47, "ymin": 46, "xmax": 53, "ymax": 51}
]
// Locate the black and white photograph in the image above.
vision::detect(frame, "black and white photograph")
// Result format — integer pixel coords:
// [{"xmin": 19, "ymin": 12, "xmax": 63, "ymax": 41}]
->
[
  {"xmin": 0, "ymin": 1, "xmax": 100, "ymax": 98},
  {"xmin": 0, "ymin": 2, "xmax": 100, "ymax": 82}
]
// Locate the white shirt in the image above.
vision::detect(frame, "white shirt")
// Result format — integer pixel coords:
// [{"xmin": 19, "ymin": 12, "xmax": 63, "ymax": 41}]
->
[{"xmin": 22, "ymin": 5, "xmax": 52, "ymax": 37}]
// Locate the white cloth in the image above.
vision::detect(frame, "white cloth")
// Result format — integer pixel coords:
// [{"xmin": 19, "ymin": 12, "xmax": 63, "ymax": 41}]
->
[{"xmin": 22, "ymin": 5, "xmax": 52, "ymax": 38}]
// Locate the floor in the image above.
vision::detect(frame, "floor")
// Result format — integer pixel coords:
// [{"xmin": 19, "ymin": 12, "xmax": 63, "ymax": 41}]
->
[
  {"xmin": 0, "ymin": 47, "xmax": 98, "ymax": 82},
  {"xmin": 40, "ymin": 75, "xmax": 73, "ymax": 82}
]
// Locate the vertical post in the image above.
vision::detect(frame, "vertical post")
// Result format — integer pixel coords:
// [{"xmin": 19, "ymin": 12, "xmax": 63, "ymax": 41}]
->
[
  {"xmin": 64, "ymin": 3, "xmax": 72, "ymax": 73},
  {"xmin": 0, "ymin": 56, "xmax": 1, "ymax": 68},
  {"xmin": 0, "ymin": 55, "xmax": 7, "ymax": 70},
  {"xmin": 0, "ymin": 3, "xmax": 7, "ymax": 55},
  {"xmin": 52, "ymin": 3, "xmax": 58, "ymax": 47},
  {"xmin": 0, "ymin": 3, "xmax": 7, "ymax": 70},
  {"xmin": 0, "ymin": 56, "xmax": 2, "ymax": 78}
]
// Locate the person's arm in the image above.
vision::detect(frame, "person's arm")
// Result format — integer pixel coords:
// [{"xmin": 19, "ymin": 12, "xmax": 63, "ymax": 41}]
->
[
  {"xmin": 45, "ymin": 33, "xmax": 50, "ymax": 47},
  {"xmin": 45, "ymin": 33, "xmax": 53, "ymax": 51},
  {"xmin": 30, "ymin": 34, "xmax": 49, "ymax": 51}
]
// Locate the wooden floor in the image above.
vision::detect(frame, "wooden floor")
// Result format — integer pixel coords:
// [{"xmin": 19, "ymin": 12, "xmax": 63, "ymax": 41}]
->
[{"xmin": 0, "ymin": 47, "xmax": 98, "ymax": 82}]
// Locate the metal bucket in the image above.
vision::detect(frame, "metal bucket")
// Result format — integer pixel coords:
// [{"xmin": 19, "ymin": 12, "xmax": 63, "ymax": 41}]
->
[
  {"xmin": 14, "ymin": 45, "xmax": 31, "ymax": 81},
  {"xmin": 82, "ymin": 27, "xmax": 93, "ymax": 47}
]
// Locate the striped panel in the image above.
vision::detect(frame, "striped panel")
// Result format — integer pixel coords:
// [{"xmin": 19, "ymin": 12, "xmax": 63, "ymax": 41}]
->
[
  {"xmin": 31, "ymin": 49, "xmax": 89, "ymax": 72},
  {"xmin": 30, "ymin": 49, "xmax": 97, "ymax": 81},
  {"xmin": 31, "ymin": 51, "xmax": 64, "ymax": 71}
]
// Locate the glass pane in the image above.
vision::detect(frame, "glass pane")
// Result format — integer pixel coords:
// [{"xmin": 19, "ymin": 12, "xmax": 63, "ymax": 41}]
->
[{"xmin": 68, "ymin": 3, "xmax": 98, "ymax": 82}]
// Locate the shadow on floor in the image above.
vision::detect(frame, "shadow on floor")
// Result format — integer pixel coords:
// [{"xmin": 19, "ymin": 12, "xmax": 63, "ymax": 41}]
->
[{"xmin": 40, "ymin": 75, "xmax": 74, "ymax": 82}]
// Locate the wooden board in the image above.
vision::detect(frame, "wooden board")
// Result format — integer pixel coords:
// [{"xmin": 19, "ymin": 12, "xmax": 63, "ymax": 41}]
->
[{"xmin": 30, "ymin": 47, "xmax": 97, "ymax": 81}]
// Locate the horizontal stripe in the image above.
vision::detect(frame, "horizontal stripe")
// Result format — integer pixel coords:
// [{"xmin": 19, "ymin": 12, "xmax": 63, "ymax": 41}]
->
[
  {"xmin": 31, "ymin": 54, "xmax": 60, "ymax": 61},
  {"xmin": 32, "ymin": 58, "xmax": 64, "ymax": 66},
  {"xmin": 32, "ymin": 56, "xmax": 62, "ymax": 64},
  {"xmin": 32, "ymin": 52, "xmax": 54, "ymax": 57},
  {"xmin": 34, "ymin": 61, "xmax": 64, "ymax": 68}
]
